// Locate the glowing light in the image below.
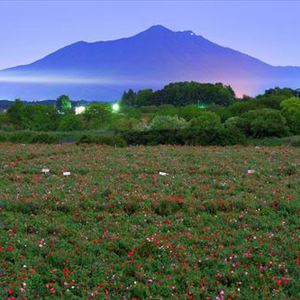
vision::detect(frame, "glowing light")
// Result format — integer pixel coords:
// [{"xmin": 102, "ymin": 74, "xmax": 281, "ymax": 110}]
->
[
  {"xmin": 112, "ymin": 103, "xmax": 120, "ymax": 112},
  {"xmin": 75, "ymin": 106, "xmax": 86, "ymax": 115}
]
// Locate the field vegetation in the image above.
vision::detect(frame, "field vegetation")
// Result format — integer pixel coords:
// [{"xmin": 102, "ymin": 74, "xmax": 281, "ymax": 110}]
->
[{"xmin": 0, "ymin": 144, "xmax": 299, "ymax": 299}]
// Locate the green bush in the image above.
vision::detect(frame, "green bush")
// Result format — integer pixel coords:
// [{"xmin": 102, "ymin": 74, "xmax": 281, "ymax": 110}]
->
[
  {"xmin": 243, "ymin": 109, "xmax": 289, "ymax": 137},
  {"xmin": 280, "ymin": 97, "xmax": 300, "ymax": 134},
  {"xmin": 148, "ymin": 115, "xmax": 188, "ymax": 130},
  {"xmin": 177, "ymin": 105, "xmax": 207, "ymax": 121},
  {"xmin": 113, "ymin": 117, "xmax": 145, "ymax": 131},
  {"xmin": 189, "ymin": 111, "xmax": 222, "ymax": 131},
  {"xmin": 122, "ymin": 128, "xmax": 245, "ymax": 146},
  {"xmin": 30, "ymin": 133, "xmax": 60, "ymax": 144},
  {"xmin": 7, "ymin": 131, "xmax": 36, "ymax": 143},
  {"xmin": 224, "ymin": 116, "xmax": 248, "ymax": 134},
  {"xmin": 0, "ymin": 132, "xmax": 7, "ymax": 142},
  {"xmin": 58, "ymin": 114, "xmax": 83, "ymax": 131}
]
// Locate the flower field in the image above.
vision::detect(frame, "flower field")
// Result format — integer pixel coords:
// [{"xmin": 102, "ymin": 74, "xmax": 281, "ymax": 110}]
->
[{"xmin": 0, "ymin": 144, "xmax": 299, "ymax": 299}]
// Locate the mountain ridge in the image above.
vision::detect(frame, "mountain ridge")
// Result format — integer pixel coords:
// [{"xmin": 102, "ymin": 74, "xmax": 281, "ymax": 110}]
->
[{"xmin": 1, "ymin": 25, "xmax": 300, "ymax": 100}]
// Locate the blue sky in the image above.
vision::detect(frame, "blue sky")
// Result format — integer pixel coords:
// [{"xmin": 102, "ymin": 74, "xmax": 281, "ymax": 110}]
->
[{"xmin": 0, "ymin": 1, "xmax": 299, "ymax": 69}]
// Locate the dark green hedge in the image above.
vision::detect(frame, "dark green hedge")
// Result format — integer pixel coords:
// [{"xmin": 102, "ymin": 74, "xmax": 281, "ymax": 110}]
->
[{"xmin": 121, "ymin": 128, "xmax": 246, "ymax": 146}]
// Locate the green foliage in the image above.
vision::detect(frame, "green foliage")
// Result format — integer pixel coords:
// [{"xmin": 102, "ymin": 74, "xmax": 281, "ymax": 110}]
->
[
  {"xmin": 221, "ymin": 100, "xmax": 260, "ymax": 120},
  {"xmin": 7, "ymin": 99, "xmax": 25, "ymax": 129},
  {"xmin": 155, "ymin": 82, "xmax": 235, "ymax": 107},
  {"xmin": 257, "ymin": 95, "xmax": 287, "ymax": 109},
  {"xmin": 262, "ymin": 87, "xmax": 295, "ymax": 98},
  {"xmin": 138, "ymin": 105, "xmax": 159, "ymax": 114},
  {"xmin": 149, "ymin": 115, "xmax": 188, "ymax": 130},
  {"xmin": 224, "ymin": 116, "xmax": 248, "ymax": 134},
  {"xmin": 22, "ymin": 105, "xmax": 59, "ymax": 131},
  {"xmin": 29, "ymin": 133, "xmax": 60, "ymax": 144},
  {"xmin": 189, "ymin": 111, "xmax": 222, "ymax": 131},
  {"xmin": 280, "ymin": 97, "xmax": 300, "ymax": 134},
  {"xmin": 155, "ymin": 104, "xmax": 178, "ymax": 117},
  {"xmin": 2, "ymin": 85, "xmax": 300, "ymax": 144},
  {"xmin": 121, "ymin": 89, "xmax": 136, "ymax": 107},
  {"xmin": 0, "ymin": 112, "xmax": 11, "ymax": 130},
  {"xmin": 58, "ymin": 114, "xmax": 83, "ymax": 131},
  {"xmin": 243, "ymin": 109, "xmax": 289, "ymax": 137},
  {"xmin": 177, "ymin": 105, "xmax": 207, "ymax": 121},
  {"xmin": 56, "ymin": 95, "xmax": 72, "ymax": 114},
  {"xmin": 7, "ymin": 100, "xmax": 58, "ymax": 131},
  {"xmin": 136, "ymin": 89, "xmax": 154, "ymax": 106},
  {"xmin": 122, "ymin": 127, "xmax": 245, "ymax": 146},
  {"xmin": 0, "ymin": 144, "xmax": 299, "ymax": 298},
  {"xmin": 113, "ymin": 117, "xmax": 144, "ymax": 132},
  {"xmin": 121, "ymin": 81, "xmax": 235, "ymax": 107},
  {"xmin": 83, "ymin": 103, "xmax": 113, "ymax": 129},
  {"xmin": 0, "ymin": 131, "xmax": 59, "ymax": 144}
]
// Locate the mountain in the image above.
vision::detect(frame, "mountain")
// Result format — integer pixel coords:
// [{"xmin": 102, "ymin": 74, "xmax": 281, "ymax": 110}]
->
[{"xmin": 1, "ymin": 25, "xmax": 300, "ymax": 100}]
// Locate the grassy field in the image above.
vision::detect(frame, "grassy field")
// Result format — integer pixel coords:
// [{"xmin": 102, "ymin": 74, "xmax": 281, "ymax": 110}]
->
[{"xmin": 0, "ymin": 144, "xmax": 299, "ymax": 299}]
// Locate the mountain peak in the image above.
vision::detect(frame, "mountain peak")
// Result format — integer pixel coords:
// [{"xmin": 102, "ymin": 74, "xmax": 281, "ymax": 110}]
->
[
  {"xmin": 146, "ymin": 25, "xmax": 173, "ymax": 33},
  {"xmin": 1, "ymin": 24, "xmax": 300, "ymax": 100}
]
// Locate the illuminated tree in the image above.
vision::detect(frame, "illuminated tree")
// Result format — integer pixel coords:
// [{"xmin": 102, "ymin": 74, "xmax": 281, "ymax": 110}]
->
[{"xmin": 56, "ymin": 95, "xmax": 72, "ymax": 114}]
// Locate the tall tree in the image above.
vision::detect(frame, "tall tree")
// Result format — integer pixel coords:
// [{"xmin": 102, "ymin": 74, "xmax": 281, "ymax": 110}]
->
[
  {"xmin": 56, "ymin": 95, "xmax": 72, "ymax": 114},
  {"xmin": 7, "ymin": 99, "xmax": 25, "ymax": 129}
]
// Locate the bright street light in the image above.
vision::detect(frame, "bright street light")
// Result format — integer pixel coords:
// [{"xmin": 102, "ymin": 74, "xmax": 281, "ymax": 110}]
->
[{"xmin": 112, "ymin": 103, "xmax": 120, "ymax": 112}]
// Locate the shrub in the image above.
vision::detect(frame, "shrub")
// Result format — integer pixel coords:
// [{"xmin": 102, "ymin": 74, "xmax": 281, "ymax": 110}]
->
[
  {"xmin": 7, "ymin": 131, "xmax": 35, "ymax": 143},
  {"xmin": 243, "ymin": 109, "xmax": 289, "ymax": 137},
  {"xmin": 189, "ymin": 111, "xmax": 222, "ymax": 131},
  {"xmin": 58, "ymin": 114, "xmax": 83, "ymax": 131},
  {"xmin": 224, "ymin": 116, "xmax": 248, "ymax": 134},
  {"xmin": 280, "ymin": 97, "xmax": 300, "ymax": 134},
  {"xmin": 154, "ymin": 104, "xmax": 178, "ymax": 117},
  {"xmin": 178, "ymin": 127, "xmax": 245, "ymax": 146},
  {"xmin": 30, "ymin": 133, "xmax": 60, "ymax": 144},
  {"xmin": 83, "ymin": 103, "xmax": 113, "ymax": 129},
  {"xmin": 177, "ymin": 105, "xmax": 207, "ymax": 121},
  {"xmin": 113, "ymin": 117, "xmax": 145, "ymax": 132},
  {"xmin": 122, "ymin": 127, "xmax": 245, "ymax": 146},
  {"xmin": 0, "ymin": 113, "xmax": 11, "ymax": 130},
  {"xmin": 148, "ymin": 115, "xmax": 188, "ymax": 130}
]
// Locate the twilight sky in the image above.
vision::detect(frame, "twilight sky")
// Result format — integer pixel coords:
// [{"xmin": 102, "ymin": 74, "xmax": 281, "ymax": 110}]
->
[{"xmin": 0, "ymin": 0, "xmax": 299, "ymax": 70}]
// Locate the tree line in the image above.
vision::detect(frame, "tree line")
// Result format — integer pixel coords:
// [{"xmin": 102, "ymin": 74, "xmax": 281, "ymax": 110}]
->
[{"xmin": 0, "ymin": 83, "xmax": 300, "ymax": 145}]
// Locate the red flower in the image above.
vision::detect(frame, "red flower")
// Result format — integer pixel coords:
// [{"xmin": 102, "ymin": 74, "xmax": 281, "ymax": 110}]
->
[
  {"xmin": 64, "ymin": 268, "xmax": 71, "ymax": 278},
  {"xmin": 128, "ymin": 247, "xmax": 135, "ymax": 257},
  {"xmin": 276, "ymin": 280, "xmax": 281, "ymax": 287}
]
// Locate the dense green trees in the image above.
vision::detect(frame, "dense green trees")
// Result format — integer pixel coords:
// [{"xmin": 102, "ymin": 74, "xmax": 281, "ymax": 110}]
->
[
  {"xmin": 58, "ymin": 115, "xmax": 83, "ymax": 131},
  {"xmin": 121, "ymin": 82, "xmax": 235, "ymax": 107},
  {"xmin": 7, "ymin": 99, "xmax": 25, "ymax": 129},
  {"xmin": 2, "ymin": 85, "xmax": 300, "ymax": 145},
  {"xmin": 83, "ymin": 103, "xmax": 113, "ymax": 129},
  {"xmin": 7, "ymin": 100, "xmax": 58, "ymax": 131}
]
